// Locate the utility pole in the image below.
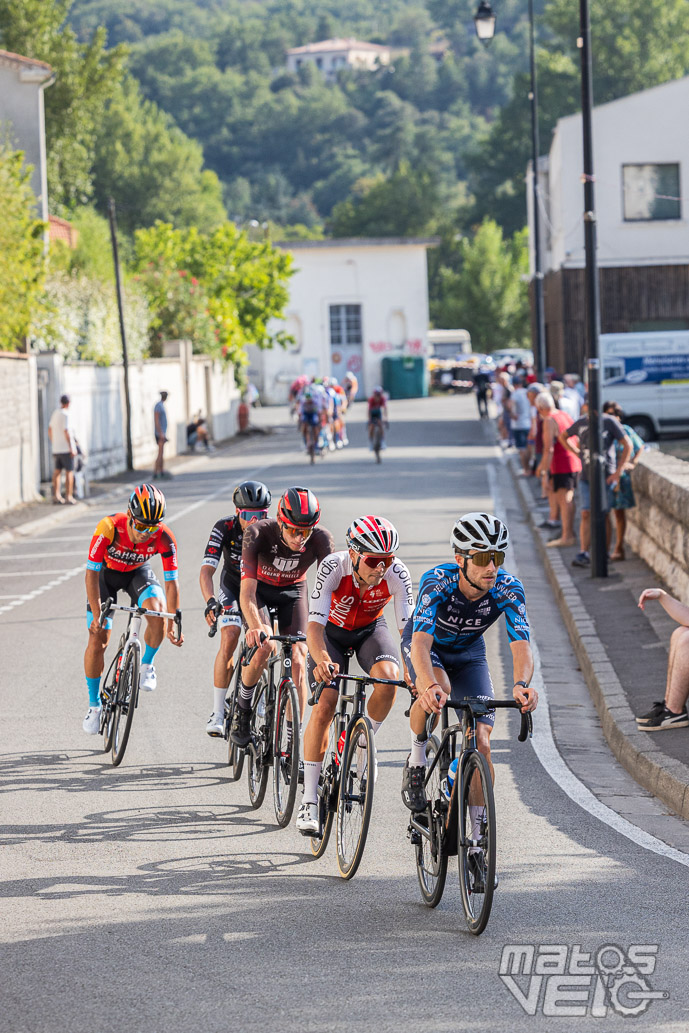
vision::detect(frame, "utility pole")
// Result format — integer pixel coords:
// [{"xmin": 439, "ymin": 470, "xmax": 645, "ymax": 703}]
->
[
  {"xmin": 578, "ymin": 0, "xmax": 607, "ymax": 578},
  {"xmin": 528, "ymin": 0, "xmax": 546, "ymax": 381},
  {"xmin": 108, "ymin": 198, "xmax": 134, "ymax": 472}
]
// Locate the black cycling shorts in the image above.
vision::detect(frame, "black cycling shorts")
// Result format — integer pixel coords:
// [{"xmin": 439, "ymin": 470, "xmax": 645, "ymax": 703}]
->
[
  {"xmin": 86, "ymin": 563, "xmax": 164, "ymax": 629},
  {"xmin": 255, "ymin": 580, "xmax": 308, "ymax": 638},
  {"xmin": 307, "ymin": 617, "xmax": 399, "ymax": 693},
  {"xmin": 217, "ymin": 569, "xmax": 242, "ymax": 629}
]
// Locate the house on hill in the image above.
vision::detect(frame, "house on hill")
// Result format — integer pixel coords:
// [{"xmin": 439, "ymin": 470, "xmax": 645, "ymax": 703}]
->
[{"xmin": 286, "ymin": 38, "xmax": 392, "ymax": 82}]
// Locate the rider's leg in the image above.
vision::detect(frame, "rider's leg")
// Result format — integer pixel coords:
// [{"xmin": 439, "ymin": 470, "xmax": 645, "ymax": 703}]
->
[
  {"xmin": 408, "ymin": 666, "xmax": 451, "ymax": 764},
  {"xmin": 302, "ymin": 687, "xmax": 338, "ymax": 805},
  {"xmin": 367, "ymin": 659, "xmax": 399, "ymax": 730},
  {"xmin": 84, "ymin": 615, "xmax": 112, "ymax": 702},
  {"xmin": 214, "ymin": 624, "xmax": 240, "ymax": 714}
]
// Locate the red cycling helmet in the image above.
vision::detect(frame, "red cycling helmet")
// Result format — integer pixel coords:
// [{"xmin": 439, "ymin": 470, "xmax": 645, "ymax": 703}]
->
[{"xmin": 277, "ymin": 486, "xmax": 321, "ymax": 528}]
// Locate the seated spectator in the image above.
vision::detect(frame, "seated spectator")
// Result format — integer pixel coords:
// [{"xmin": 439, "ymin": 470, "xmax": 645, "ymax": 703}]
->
[
  {"xmin": 535, "ymin": 392, "xmax": 581, "ymax": 547},
  {"xmin": 636, "ymin": 589, "xmax": 689, "ymax": 731},
  {"xmin": 187, "ymin": 414, "xmax": 214, "ymax": 453},
  {"xmin": 603, "ymin": 401, "xmax": 646, "ymax": 561}
]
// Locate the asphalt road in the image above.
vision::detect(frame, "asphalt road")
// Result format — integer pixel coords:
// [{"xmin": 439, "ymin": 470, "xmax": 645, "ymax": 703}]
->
[{"xmin": 1, "ymin": 395, "xmax": 687, "ymax": 1033}]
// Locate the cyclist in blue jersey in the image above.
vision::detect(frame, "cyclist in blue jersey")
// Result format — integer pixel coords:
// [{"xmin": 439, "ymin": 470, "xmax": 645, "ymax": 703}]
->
[{"xmin": 400, "ymin": 512, "xmax": 537, "ymax": 814}]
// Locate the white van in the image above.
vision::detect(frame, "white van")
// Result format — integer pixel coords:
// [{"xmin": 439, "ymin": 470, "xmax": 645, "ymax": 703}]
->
[{"xmin": 600, "ymin": 331, "xmax": 689, "ymax": 441}]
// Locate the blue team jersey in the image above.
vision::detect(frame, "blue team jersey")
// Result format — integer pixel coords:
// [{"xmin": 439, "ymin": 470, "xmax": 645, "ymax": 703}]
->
[{"xmin": 409, "ymin": 563, "xmax": 530, "ymax": 652}]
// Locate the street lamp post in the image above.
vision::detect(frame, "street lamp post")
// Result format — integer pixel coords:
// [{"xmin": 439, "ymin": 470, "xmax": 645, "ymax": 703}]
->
[
  {"xmin": 528, "ymin": 0, "xmax": 547, "ymax": 382},
  {"xmin": 578, "ymin": 0, "xmax": 607, "ymax": 578},
  {"xmin": 473, "ymin": 0, "xmax": 546, "ymax": 381}
]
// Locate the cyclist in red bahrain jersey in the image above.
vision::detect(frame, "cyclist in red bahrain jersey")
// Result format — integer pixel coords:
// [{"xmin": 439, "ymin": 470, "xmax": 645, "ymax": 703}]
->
[
  {"xmin": 81, "ymin": 484, "xmax": 183, "ymax": 735},
  {"xmin": 296, "ymin": 514, "xmax": 413, "ymax": 835}
]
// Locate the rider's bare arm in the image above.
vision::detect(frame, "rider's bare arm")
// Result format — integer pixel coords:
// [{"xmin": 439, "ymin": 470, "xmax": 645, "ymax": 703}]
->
[
  {"xmin": 410, "ymin": 629, "xmax": 448, "ymax": 713},
  {"xmin": 306, "ymin": 620, "xmax": 339, "ymax": 683},
  {"xmin": 510, "ymin": 639, "xmax": 536, "ymax": 710},
  {"xmin": 164, "ymin": 580, "xmax": 183, "ymax": 646},
  {"xmin": 240, "ymin": 577, "xmax": 272, "ymax": 646}
]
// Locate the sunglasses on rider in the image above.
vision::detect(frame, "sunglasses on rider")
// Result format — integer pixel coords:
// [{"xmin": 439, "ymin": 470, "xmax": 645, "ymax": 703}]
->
[
  {"xmin": 361, "ymin": 553, "xmax": 394, "ymax": 570},
  {"xmin": 238, "ymin": 509, "xmax": 268, "ymax": 522},
  {"xmin": 130, "ymin": 517, "xmax": 159, "ymax": 535},
  {"xmin": 461, "ymin": 550, "xmax": 505, "ymax": 567},
  {"xmin": 282, "ymin": 523, "xmax": 313, "ymax": 540}
]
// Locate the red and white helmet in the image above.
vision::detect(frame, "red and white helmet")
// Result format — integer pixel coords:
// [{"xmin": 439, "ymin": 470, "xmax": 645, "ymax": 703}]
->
[{"xmin": 346, "ymin": 515, "xmax": 399, "ymax": 555}]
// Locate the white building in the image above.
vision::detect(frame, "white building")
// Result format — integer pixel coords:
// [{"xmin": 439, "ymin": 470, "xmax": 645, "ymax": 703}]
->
[
  {"xmin": 0, "ymin": 49, "xmax": 54, "ymax": 220},
  {"xmin": 247, "ymin": 238, "xmax": 435, "ymax": 403},
  {"xmin": 286, "ymin": 38, "xmax": 392, "ymax": 82},
  {"xmin": 527, "ymin": 75, "xmax": 689, "ymax": 374}
]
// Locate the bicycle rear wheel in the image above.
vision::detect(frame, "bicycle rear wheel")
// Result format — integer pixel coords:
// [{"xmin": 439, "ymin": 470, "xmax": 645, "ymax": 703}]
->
[
  {"xmin": 310, "ymin": 719, "xmax": 337, "ymax": 859},
  {"xmin": 415, "ymin": 735, "xmax": 449, "ymax": 908},
  {"xmin": 336, "ymin": 716, "xmax": 375, "ymax": 879},
  {"xmin": 247, "ymin": 679, "xmax": 270, "ymax": 808},
  {"xmin": 111, "ymin": 646, "xmax": 139, "ymax": 767},
  {"xmin": 372, "ymin": 423, "xmax": 383, "ymax": 462},
  {"xmin": 272, "ymin": 679, "xmax": 300, "ymax": 827},
  {"xmin": 458, "ymin": 750, "xmax": 496, "ymax": 935}
]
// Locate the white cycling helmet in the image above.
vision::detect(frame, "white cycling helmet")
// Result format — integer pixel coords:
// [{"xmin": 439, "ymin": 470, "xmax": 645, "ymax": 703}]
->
[
  {"xmin": 347, "ymin": 515, "xmax": 399, "ymax": 554},
  {"xmin": 450, "ymin": 512, "xmax": 509, "ymax": 553}
]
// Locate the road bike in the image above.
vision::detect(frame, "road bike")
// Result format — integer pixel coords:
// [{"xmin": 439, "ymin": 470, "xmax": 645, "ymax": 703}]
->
[
  {"xmin": 238, "ymin": 628, "xmax": 305, "ymax": 827},
  {"xmin": 406, "ymin": 697, "xmax": 532, "ymax": 935},
  {"xmin": 309, "ymin": 652, "xmax": 407, "ymax": 879},
  {"xmin": 98, "ymin": 597, "xmax": 182, "ymax": 767},
  {"xmin": 206, "ymin": 600, "xmax": 246, "ymax": 780},
  {"xmin": 370, "ymin": 418, "xmax": 386, "ymax": 463}
]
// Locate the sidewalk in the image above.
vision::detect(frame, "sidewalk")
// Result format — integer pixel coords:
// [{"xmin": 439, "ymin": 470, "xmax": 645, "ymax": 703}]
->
[
  {"xmin": 511, "ymin": 457, "xmax": 689, "ymax": 820},
  {"xmin": 0, "ymin": 409, "xmax": 283, "ymax": 548}
]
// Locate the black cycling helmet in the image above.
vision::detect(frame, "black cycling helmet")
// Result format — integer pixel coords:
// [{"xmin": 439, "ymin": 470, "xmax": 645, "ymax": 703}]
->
[
  {"xmin": 233, "ymin": 480, "xmax": 272, "ymax": 510},
  {"xmin": 277, "ymin": 486, "xmax": 321, "ymax": 528},
  {"xmin": 128, "ymin": 483, "xmax": 166, "ymax": 525}
]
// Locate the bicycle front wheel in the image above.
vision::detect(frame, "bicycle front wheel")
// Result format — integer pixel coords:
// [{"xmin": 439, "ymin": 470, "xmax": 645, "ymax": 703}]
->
[
  {"xmin": 336, "ymin": 716, "xmax": 375, "ymax": 879},
  {"xmin": 415, "ymin": 735, "xmax": 449, "ymax": 908},
  {"xmin": 101, "ymin": 645, "xmax": 123, "ymax": 753},
  {"xmin": 111, "ymin": 646, "xmax": 139, "ymax": 767},
  {"xmin": 246, "ymin": 679, "xmax": 270, "ymax": 809},
  {"xmin": 272, "ymin": 679, "xmax": 300, "ymax": 827},
  {"xmin": 310, "ymin": 719, "xmax": 337, "ymax": 859},
  {"xmin": 458, "ymin": 750, "xmax": 496, "ymax": 935}
]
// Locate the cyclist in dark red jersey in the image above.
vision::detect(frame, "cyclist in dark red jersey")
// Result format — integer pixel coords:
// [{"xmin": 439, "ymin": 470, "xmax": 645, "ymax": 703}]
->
[
  {"xmin": 231, "ymin": 486, "xmax": 334, "ymax": 748},
  {"xmin": 200, "ymin": 480, "xmax": 272, "ymax": 737},
  {"xmin": 82, "ymin": 484, "xmax": 183, "ymax": 734},
  {"xmin": 296, "ymin": 515, "xmax": 413, "ymax": 834}
]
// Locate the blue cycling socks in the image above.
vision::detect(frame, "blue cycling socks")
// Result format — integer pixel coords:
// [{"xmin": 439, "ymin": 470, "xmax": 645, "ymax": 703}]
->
[
  {"xmin": 142, "ymin": 643, "xmax": 160, "ymax": 666},
  {"xmin": 86, "ymin": 677, "xmax": 101, "ymax": 708}
]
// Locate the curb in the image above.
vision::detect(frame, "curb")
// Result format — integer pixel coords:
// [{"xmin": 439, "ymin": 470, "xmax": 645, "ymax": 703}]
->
[{"xmin": 510, "ymin": 457, "xmax": 689, "ymax": 820}]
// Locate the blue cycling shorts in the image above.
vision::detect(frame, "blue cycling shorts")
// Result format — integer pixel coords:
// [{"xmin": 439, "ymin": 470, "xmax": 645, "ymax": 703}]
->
[{"xmin": 402, "ymin": 636, "xmax": 495, "ymax": 727}]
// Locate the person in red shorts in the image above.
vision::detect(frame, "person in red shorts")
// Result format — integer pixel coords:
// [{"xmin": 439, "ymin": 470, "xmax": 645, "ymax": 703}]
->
[
  {"xmin": 296, "ymin": 515, "xmax": 413, "ymax": 834},
  {"xmin": 231, "ymin": 486, "xmax": 334, "ymax": 748},
  {"xmin": 82, "ymin": 483, "xmax": 183, "ymax": 734}
]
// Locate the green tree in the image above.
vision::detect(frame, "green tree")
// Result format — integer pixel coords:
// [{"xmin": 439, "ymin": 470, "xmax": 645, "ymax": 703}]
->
[
  {"xmin": 432, "ymin": 219, "xmax": 530, "ymax": 352},
  {"xmin": 0, "ymin": 0, "xmax": 126, "ymax": 210},
  {"xmin": 132, "ymin": 221, "xmax": 294, "ymax": 371},
  {"xmin": 91, "ymin": 77, "xmax": 226, "ymax": 235},
  {"xmin": 0, "ymin": 143, "xmax": 46, "ymax": 350},
  {"xmin": 329, "ymin": 162, "xmax": 439, "ymax": 238}
]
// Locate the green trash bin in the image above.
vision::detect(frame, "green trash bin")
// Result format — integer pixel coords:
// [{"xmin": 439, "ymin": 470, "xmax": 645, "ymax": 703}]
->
[{"xmin": 381, "ymin": 356, "xmax": 428, "ymax": 399}]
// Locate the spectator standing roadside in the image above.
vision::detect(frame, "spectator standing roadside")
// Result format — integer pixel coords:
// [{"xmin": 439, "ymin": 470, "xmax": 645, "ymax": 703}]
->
[
  {"xmin": 536, "ymin": 392, "xmax": 581, "ymax": 547},
  {"xmin": 603, "ymin": 401, "xmax": 646, "ymax": 561},
  {"xmin": 510, "ymin": 375, "xmax": 532, "ymax": 474},
  {"xmin": 473, "ymin": 367, "xmax": 491, "ymax": 418},
  {"xmin": 48, "ymin": 394, "xmax": 78, "ymax": 505},
  {"xmin": 526, "ymin": 381, "xmax": 545, "ymax": 475},
  {"xmin": 563, "ymin": 375, "xmax": 583, "ymax": 419},
  {"xmin": 559, "ymin": 402, "xmax": 632, "ymax": 568},
  {"xmin": 153, "ymin": 391, "xmax": 169, "ymax": 480}
]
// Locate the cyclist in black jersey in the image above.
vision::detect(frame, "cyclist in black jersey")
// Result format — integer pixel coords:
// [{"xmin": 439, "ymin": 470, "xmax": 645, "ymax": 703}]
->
[{"xmin": 200, "ymin": 481, "xmax": 272, "ymax": 736}]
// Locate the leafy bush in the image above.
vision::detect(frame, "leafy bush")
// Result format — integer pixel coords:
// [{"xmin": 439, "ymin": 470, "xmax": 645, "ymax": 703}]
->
[{"xmin": 0, "ymin": 142, "xmax": 46, "ymax": 350}]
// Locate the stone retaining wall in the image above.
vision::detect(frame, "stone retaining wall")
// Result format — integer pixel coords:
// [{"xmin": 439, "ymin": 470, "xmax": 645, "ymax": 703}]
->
[{"xmin": 627, "ymin": 450, "xmax": 689, "ymax": 598}]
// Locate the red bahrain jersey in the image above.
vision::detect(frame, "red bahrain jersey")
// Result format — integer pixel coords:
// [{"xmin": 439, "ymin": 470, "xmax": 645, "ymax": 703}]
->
[
  {"xmin": 309, "ymin": 551, "xmax": 413, "ymax": 631},
  {"xmin": 86, "ymin": 513, "xmax": 178, "ymax": 579}
]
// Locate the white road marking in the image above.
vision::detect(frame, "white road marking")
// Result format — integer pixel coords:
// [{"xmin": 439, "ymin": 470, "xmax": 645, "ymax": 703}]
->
[
  {"xmin": 0, "ymin": 462, "xmax": 273, "ymax": 618},
  {"xmin": 0, "ymin": 551, "xmax": 84, "ymax": 559},
  {"xmin": 0, "ymin": 569, "xmax": 79, "ymax": 577},
  {"xmin": 487, "ymin": 460, "xmax": 689, "ymax": 868}
]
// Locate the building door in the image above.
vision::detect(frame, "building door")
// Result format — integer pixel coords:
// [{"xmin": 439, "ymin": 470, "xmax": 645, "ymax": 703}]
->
[{"xmin": 329, "ymin": 303, "xmax": 363, "ymax": 396}]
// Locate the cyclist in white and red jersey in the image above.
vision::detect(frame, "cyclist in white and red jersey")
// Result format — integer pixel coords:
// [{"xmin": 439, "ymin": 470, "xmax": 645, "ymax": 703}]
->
[
  {"xmin": 230, "ymin": 487, "xmax": 334, "ymax": 749},
  {"xmin": 296, "ymin": 515, "xmax": 413, "ymax": 834}
]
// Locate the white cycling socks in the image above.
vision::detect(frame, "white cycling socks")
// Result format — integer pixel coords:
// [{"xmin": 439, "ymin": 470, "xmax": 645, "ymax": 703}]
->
[
  {"xmin": 369, "ymin": 718, "xmax": 383, "ymax": 735},
  {"xmin": 213, "ymin": 686, "xmax": 227, "ymax": 714},
  {"xmin": 409, "ymin": 732, "xmax": 428, "ymax": 767},
  {"xmin": 303, "ymin": 760, "xmax": 322, "ymax": 806}
]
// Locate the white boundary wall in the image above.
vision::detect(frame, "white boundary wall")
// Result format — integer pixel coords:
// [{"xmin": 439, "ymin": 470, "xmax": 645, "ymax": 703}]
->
[{"xmin": 0, "ymin": 352, "xmax": 40, "ymax": 510}]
